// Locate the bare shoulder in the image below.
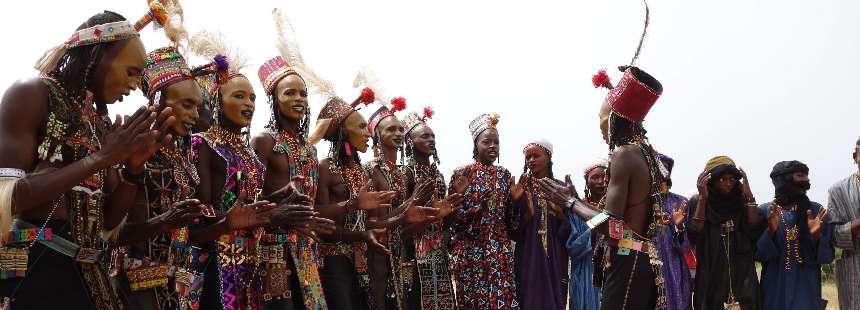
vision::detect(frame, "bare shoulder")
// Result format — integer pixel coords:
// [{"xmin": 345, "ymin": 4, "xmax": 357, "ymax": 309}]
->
[
  {"xmin": 0, "ymin": 78, "xmax": 49, "ymax": 123},
  {"xmin": 609, "ymin": 145, "xmax": 646, "ymax": 171},
  {"xmin": 250, "ymin": 132, "xmax": 275, "ymax": 156},
  {"xmin": 250, "ymin": 132, "xmax": 275, "ymax": 149}
]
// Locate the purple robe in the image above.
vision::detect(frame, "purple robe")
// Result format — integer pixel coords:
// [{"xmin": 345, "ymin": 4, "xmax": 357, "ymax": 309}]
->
[
  {"xmin": 655, "ymin": 192, "xmax": 694, "ymax": 310},
  {"xmin": 512, "ymin": 187, "xmax": 570, "ymax": 310}
]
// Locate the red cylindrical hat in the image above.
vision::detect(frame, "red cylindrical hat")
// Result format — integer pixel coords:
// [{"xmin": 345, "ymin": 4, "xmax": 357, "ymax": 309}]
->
[{"xmin": 606, "ymin": 67, "xmax": 662, "ymax": 122}]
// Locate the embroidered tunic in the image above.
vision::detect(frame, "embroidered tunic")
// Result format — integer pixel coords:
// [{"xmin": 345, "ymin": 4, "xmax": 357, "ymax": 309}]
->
[
  {"xmin": 405, "ymin": 162, "xmax": 455, "ymax": 310},
  {"xmin": 187, "ymin": 128, "xmax": 266, "ymax": 310},
  {"xmin": 448, "ymin": 162, "xmax": 519, "ymax": 309}
]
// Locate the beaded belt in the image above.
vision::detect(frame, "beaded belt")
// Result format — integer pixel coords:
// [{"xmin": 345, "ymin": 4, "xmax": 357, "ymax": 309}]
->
[
  {"xmin": 13, "ymin": 219, "xmax": 102, "ymax": 263},
  {"xmin": 318, "ymin": 242, "xmax": 352, "ymax": 258},
  {"xmin": 606, "ymin": 237, "xmax": 652, "ymax": 254},
  {"xmin": 126, "ymin": 265, "xmax": 169, "ymax": 291}
]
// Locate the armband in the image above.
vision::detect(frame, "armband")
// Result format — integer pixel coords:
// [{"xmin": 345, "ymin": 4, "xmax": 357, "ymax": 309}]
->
[
  {"xmin": 0, "ymin": 168, "xmax": 24, "ymax": 179},
  {"xmin": 586, "ymin": 211, "xmax": 611, "ymax": 229}
]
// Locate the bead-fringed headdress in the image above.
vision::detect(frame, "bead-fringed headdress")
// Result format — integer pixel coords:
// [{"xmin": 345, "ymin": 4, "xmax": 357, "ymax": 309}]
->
[
  {"xmin": 402, "ymin": 106, "xmax": 439, "ymax": 166},
  {"xmin": 265, "ymin": 8, "xmax": 376, "ymax": 146},
  {"xmin": 468, "ymin": 113, "xmax": 500, "ymax": 142},
  {"xmin": 35, "ymin": 0, "xmax": 185, "ymax": 75},
  {"xmin": 140, "ymin": 3, "xmax": 192, "ymax": 101},
  {"xmin": 591, "ymin": 0, "xmax": 662, "ymax": 124},
  {"xmin": 259, "ymin": 9, "xmax": 314, "ymax": 136},
  {"xmin": 354, "ymin": 67, "xmax": 406, "ymax": 137},
  {"xmin": 401, "ymin": 106, "xmax": 434, "ymax": 136},
  {"xmin": 188, "ymin": 31, "xmax": 247, "ymax": 124}
]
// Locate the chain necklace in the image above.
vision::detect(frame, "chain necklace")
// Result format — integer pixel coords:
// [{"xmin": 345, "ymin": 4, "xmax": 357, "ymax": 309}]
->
[
  {"xmin": 329, "ymin": 160, "xmax": 366, "ymax": 232},
  {"xmin": 527, "ymin": 177, "xmax": 551, "ymax": 256},
  {"xmin": 774, "ymin": 202, "xmax": 804, "ymax": 270},
  {"xmin": 273, "ymin": 127, "xmax": 316, "ymax": 198}
]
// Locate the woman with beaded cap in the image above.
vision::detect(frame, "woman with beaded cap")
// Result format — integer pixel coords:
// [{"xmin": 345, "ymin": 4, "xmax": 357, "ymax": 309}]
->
[
  {"xmin": 0, "ymin": 2, "xmax": 179, "ymax": 309},
  {"xmin": 183, "ymin": 31, "xmax": 280, "ymax": 310},
  {"xmin": 448, "ymin": 113, "xmax": 520, "ymax": 309},
  {"xmin": 510, "ymin": 139, "xmax": 570, "ymax": 310},
  {"xmin": 249, "ymin": 8, "xmax": 340, "ymax": 310},
  {"xmin": 400, "ymin": 108, "xmax": 461, "ymax": 310},
  {"xmin": 110, "ymin": 12, "xmax": 210, "ymax": 308}
]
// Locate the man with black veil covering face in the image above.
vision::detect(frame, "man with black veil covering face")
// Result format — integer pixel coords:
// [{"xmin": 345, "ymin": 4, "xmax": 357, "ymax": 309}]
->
[
  {"xmin": 688, "ymin": 156, "xmax": 763, "ymax": 310},
  {"xmin": 756, "ymin": 161, "xmax": 832, "ymax": 310}
]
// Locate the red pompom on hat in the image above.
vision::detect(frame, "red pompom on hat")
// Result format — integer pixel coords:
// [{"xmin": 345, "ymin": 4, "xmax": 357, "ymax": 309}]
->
[
  {"xmin": 390, "ymin": 97, "xmax": 407, "ymax": 112},
  {"xmin": 592, "ymin": 69, "xmax": 613, "ymax": 89},
  {"xmin": 423, "ymin": 106, "xmax": 434, "ymax": 119},
  {"xmin": 359, "ymin": 87, "xmax": 375, "ymax": 105}
]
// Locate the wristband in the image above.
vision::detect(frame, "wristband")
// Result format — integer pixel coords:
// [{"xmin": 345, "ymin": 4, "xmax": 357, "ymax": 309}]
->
[{"xmin": 118, "ymin": 166, "xmax": 144, "ymax": 186}]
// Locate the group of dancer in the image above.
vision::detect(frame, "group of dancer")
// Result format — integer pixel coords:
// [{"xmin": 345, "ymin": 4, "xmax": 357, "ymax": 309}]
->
[{"xmin": 0, "ymin": 1, "xmax": 858, "ymax": 310}]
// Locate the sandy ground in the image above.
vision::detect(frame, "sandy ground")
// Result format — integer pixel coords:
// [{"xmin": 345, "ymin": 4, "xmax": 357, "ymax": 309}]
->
[{"xmin": 823, "ymin": 280, "xmax": 839, "ymax": 310}]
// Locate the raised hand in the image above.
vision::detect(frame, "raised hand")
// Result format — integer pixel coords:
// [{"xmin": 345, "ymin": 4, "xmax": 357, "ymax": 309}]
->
[
  {"xmin": 808, "ymin": 208, "xmax": 828, "ymax": 241},
  {"xmin": 433, "ymin": 193, "xmax": 465, "ymax": 219},
  {"xmin": 98, "ymin": 106, "xmax": 156, "ymax": 170},
  {"xmin": 768, "ymin": 203, "xmax": 780, "ymax": 237},
  {"xmin": 739, "ymin": 168, "xmax": 754, "ymax": 201},
  {"xmin": 356, "ymin": 180, "xmax": 396, "ymax": 211},
  {"xmin": 269, "ymin": 204, "xmax": 316, "ymax": 229},
  {"xmin": 510, "ymin": 173, "xmax": 529, "ymax": 202},
  {"xmin": 451, "ymin": 167, "xmax": 472, "ymax": 195},
  {"xmin": 536, "ymin": 175, "xmax": 578, "ymax": 206},
  {"xmin": 153, "ymin": 199, "xmax": 203, "ymax": 231},
  {"xmin": 696, "ymin": 171, "xmax": 711, "ymax": 201},
  {"xmin": 126, "ymin": 106, "xmax": 176, "ymax": 173},
  {"xmin": 672, "ymin": 201, "xmax": 689, "ymax": 226},
  {"xmin": 225, "ymin": 191, "xmax": 277, "ymax": 230},
  {"xmin": 363, "ymin": 229, "xmax": 391, "ymax": 255},
  {"xmin": 265, "ymin": 176, "xmax": 312, "ymax": 205},
  {"xmin": 309, "ymin": 216, "xmax": 337, "ymax": 236}
]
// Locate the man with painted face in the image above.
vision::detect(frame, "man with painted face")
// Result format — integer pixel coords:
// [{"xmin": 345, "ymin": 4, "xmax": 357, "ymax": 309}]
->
[
  {"xmin": 448, "ymin": 113, "xmax": 520, "ymax": 308},
  {"xmin": 825, "ymin": 138, "xmax": 860, "ymax": 310},
  {"xmin": 537, "ymin": 66, "xmax": 668, "ymax": 310},
  {"xmin": 756, "ymin": 161, "xmax": 833, "ymax": 310},
  {"xmin": 110, "ymin": 45, "xmax": 207, "ymax": 310},
  {"xmin": 688, "ymin": 156, "xmax": 763, "ymax": 310},
  {"xmin": 189, "ymin": 57, "xmax": 281, "ymax": 309},
  {"xmin": 363, "ymin": 101, "xmax": 447, "ymax": 309},
  {"xmin": 251, "ymin": 55, "xmax": 337, "ymax": 309},
  {"xmin": 510, "ymin": 139, "xmax": 569, "ymax": 310},
  {"xmin": 0, "ymin": 7, "xmax": 177, "ymax": 309},
  {"xmin": 400, "ymin": 108, "xmax": 462, "ymax": 310},
  {"xmin": 309, "ymin": 94, "xmax": 404, "ymax": 310}
]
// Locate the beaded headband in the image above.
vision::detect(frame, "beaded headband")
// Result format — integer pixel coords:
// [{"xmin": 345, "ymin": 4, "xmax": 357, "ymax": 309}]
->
[
  {"xmin": 368, "ymin": 97, "xmax": 407, "ymax": 135},
  {"xmin": 34, "ymin": 0, "xmax": 174, "ymax": 75},
  {"xmin": 523, "ymin": 139, "xmax": 553, "ymax": 156},
  {"xmin": 141, "ymin": 46, "xmax": 192, "ymax": 99}
]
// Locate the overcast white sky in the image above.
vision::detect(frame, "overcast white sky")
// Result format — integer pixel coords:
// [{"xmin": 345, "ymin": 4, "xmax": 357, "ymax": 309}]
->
[{"xmin": 1, "ymin": 0, "xmax": 858, "ymax": 204}]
